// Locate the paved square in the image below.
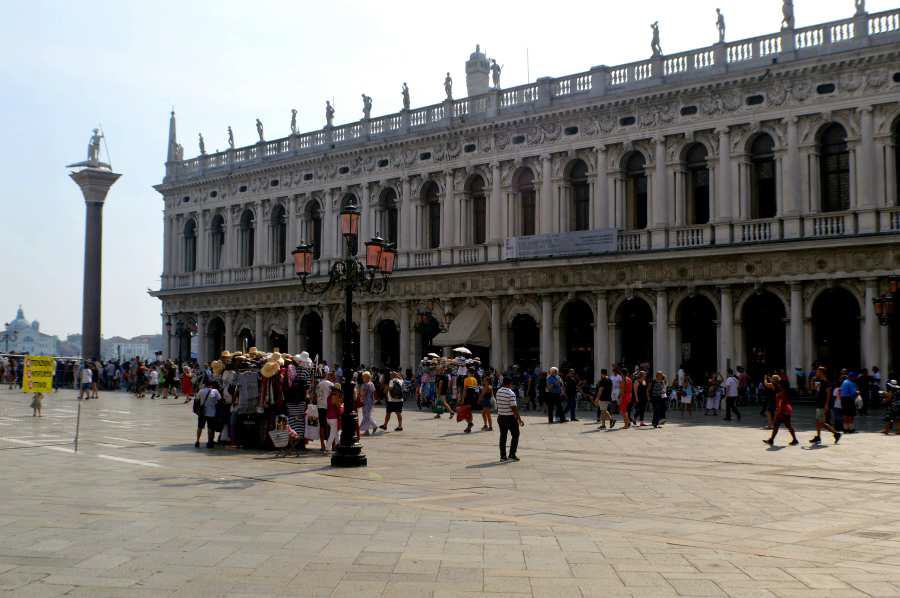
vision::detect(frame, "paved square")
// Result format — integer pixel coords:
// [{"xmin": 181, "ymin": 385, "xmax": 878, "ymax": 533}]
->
[{"xmin": 1, "ymin": 388, "xmax": 899, "ymax": 597}]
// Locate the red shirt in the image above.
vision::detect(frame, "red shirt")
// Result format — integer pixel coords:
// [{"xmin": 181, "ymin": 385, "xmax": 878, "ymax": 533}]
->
[
  {"xmin": 775, "ymin": 390, "xmax": 793, "ymax": 416},
  {"xmin": 622, "ymin": 377, "xmax": 633, "ymax": 404}
]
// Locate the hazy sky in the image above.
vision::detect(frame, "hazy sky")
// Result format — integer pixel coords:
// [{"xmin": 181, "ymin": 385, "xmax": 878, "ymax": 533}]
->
[{"xmin": 0, "ymin": 0, "xmax": 885, "ymax": 339}]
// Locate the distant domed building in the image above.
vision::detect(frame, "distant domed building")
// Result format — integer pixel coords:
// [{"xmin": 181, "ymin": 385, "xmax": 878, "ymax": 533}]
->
[{"xmin": 3, "ymin": 306, "xmax": 59, "ymax": 356}]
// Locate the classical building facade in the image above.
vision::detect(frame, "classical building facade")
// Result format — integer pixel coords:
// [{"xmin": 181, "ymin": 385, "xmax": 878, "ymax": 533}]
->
[
  {"xmin": 153, "ymin": 5, "xmax": 900, "ymax": 381},
  {"xmin": 2, "ymin": 307, "xmax": 59, "ymax": 356}
]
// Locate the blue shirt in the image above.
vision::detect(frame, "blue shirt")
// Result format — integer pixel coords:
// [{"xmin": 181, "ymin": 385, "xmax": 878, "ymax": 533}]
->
[
  {"xmin": 839, "ymin": 378, "xmax": 857, "ymax": 398},
  {"xmin": 546, "ymin": 375, "xmax": 562, "ymax": 395}
]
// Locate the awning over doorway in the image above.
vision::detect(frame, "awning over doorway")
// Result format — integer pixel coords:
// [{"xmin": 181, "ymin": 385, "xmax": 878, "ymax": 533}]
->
[{"xmin": 432, "ymin": 307, "xmax": 490, "ymax": 347}]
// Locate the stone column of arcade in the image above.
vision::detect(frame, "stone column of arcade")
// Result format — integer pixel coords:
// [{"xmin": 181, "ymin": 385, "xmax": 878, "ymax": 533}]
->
[{"xmin": 67, "ymin": 130, "xmax": 121, "ymax": 362}]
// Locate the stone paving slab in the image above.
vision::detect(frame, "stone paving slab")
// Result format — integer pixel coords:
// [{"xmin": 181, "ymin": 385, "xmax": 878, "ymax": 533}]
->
[{"xmin": 1, "ymin": 388, "xmax": 899, "ymax": 597}]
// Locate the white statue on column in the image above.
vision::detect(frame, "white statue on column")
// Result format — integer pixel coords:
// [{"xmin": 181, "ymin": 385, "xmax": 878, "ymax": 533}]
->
[
  {"xmin": 401, "ymin": 82, "xmax": 410, "ymax": 110},
  {"xmin": 855, "ymin": 0, "xmax": 866, "ymax": 16},
  {"xmin": 227, "ymin": 126, "xmax": 234, "ymax": 149},
  {"xmin": 361, "ymin": 94, "xmax": 372, "ymax": 120},
  {"xmin": 256, "ymin": 118, "xmax": 264, "ymax": 142},
  {"xmin": 325, "ymin": 101, "xmax": 335, "ymax": 127},
  {"xmin": 716, "ymin": 8, "xmax": 725, "ymax": 43},
  {"xmin": 490, "ymin": 59, "xmax": 502, "ymax": 89},
  {"xmin": 782, "ymin": 0, "xmax": 795, "ymax": 29},
  {"xmin": 87, "ymin": 128, "xmax": 103, "ymax": 163},
  {"xmin": 444, "ymin": 72, "xmax": 453, "ymax": 100},
  {"xmin": 650, "ymin": 21, "xmax": 662, "ymax": 57},
  {"xmin": 290, "ymin": 109, "xmax": 298, "ymax": 135},
  {"xmin": 198, "ymin": 133, "xmax": 206, "ymax": 155}
]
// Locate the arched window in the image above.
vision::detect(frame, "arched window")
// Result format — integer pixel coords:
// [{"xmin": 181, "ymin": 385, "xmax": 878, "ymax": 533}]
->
[
  {"xmin": 239, "ymin": 209, "xmax": 255, "ymax": 267},
  {"xmin": 624, "ymin": 153, "xmax": 648, "ymax": 230},
  {"xmin": 270, "ymin": 204, "xmax": 287, "ymax": 264},
  {"xmin": 513, "ymin": 168, "xmax": 536, "ymax": 236},
  {"xmin": 305, "ymin": 201, "xmax": 323, "ymax": 260},
  {"xmin": 183, "ymin": 219, "xmax": 197, "ymax": 272},
  {"xmin": 210, "ymin": 214, "xmax": 225, "ymax": 270},
  {"xmin": 568, "ymin": 160, "xmax": 590, "ymax": 231},
  {"xmin": 684, "ymin": 144, "xmax": 710, "ymax": 225},
  {"xmin": 750, "ymin": 134, "xmax": 777, "ymax": 219},
  {"xmin": 422, "ymin": 181, "xmax": 441, "ymax": 249},
  {"xmin": 819, "ymin": 123, "xmax": 850, "ymax": 213},
  {"xmin": 378, "ymin": 188, "xmax": 399, "ymax": 246},
  {"xmin": 468, "ymin": 176, "xmax": 487, "ymax": 244}
]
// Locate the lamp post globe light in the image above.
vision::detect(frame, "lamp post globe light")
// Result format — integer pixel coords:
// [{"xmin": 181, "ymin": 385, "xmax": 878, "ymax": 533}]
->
[
  {"xmin": 292, "ymin": 198, "xmax": 396, "ymax": 468},
  {"xmin": 874, "ymin": 276, "xmax": 898, "ymax": 326}
]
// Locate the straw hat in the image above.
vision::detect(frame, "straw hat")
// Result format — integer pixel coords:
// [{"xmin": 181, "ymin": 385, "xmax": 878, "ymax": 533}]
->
[
  {"xmin": 210, "ymin": 360, "xmax": 225, "ymax": 376},
  {"xmin": 260, "ymin": 361, "xmax": 280, "ymax": 378},
  {"xmin": 220, "ymin": 351, "xmax": 232, "ymax": 361},
  {"xmin": 231, "ymin": 351, "xmax": 243, "ymax": 358},
  {"xmin": 269, "ymin": 352, "xmax": 285, "ymax": 367}
]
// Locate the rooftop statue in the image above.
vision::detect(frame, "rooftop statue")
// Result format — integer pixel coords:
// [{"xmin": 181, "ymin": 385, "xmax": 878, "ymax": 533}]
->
[
  {"xmin": 174, "ymin": 143, "xmax": 184, "ymax": 161},
  {"xmin": 198, "ymin": 132, "xmax": 206, "ymax": 155},
  {"xmin": 362, "ymin": 94, "xmax": 372, "ymax": 119},
  {"xmin": 855, "ymin": 0, "xmax": 866, "ymax": 16},
  {"xmin": 256, "ymin": 118, "xmax": 264, "ymax": 142},
  {"xmin": 326, "ymin": 101, "xmax": 335, "ymax": 127},
  {"xmin": 87, "ymin": 128, "xmax": 103, "ymax": 163},
  {"xmin": 444, "ymin": 72, "xmax": 453, "ymax": 100},
  {"xmin": 716, "ymin": 8, "xmax": 726, "ymax": 43},
  {"xmin": 402, "ymin": 82, "xmax": 410, "ymax": 111},
  {"xmin": 490, "ymin": 59, "xmax": 502, "ymax": 89},
  {"xmin": 782, "ymin": 0, "xmax": 795, "ymax": 29},
  {"xmin": 651, "ymin": 21, "xmax": 662, "ymax": 57},
  {"xmin": 227, "ymin": 126, "xmax": 234, "ymax": 149},
  {"xmin": 290, "ymin": 109, "xmax": 298, "ymax": 135}
]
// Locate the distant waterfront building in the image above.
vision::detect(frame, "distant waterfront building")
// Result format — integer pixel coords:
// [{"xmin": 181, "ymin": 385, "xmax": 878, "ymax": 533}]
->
[
  {"xmin": 101, "ymin": 337, "xmax": 152, "ymax": 362},
  {"xmin": 2, "ymin": 307, "xmax": 59, "ymax": 356}
]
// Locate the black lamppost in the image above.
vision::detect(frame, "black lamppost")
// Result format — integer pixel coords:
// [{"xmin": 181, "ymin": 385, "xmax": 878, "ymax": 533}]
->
[
  {"xmin": 292, "ymin": 199, "xmax": 396, "ymax": 467},
  {"xmin": 874, "ymin": 276, "xmax": 898, "ymax": 326}
]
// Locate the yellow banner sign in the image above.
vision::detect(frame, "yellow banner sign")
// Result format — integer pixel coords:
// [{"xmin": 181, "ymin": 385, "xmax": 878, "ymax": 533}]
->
[{"xmin": 23, "ymin": 356, "xmax": 56, "ymax": 393}]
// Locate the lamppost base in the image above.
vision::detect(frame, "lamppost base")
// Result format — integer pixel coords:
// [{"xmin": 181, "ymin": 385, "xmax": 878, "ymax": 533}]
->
[{"xmin": 330, "ymin": 443, "xmax": 368, "ymax": 467}]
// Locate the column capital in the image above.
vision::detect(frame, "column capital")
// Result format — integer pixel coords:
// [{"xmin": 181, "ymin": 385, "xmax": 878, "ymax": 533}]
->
[
  {"xmin": 788, "ymin": 281, "xmax": 804, "ymax": 291},
  {"xmin": 594, "ymin": 144, "xmax": 607, "ymax": 154},
  {"xmin": 653, "ymin": 134, "xmax": 666, "ymax": 145},
  {"xmin": 715, "ymin": 126, "xmax": 730, "ymax": 136},
  {"xmin": 717, "ymin": 285, "xmax": 733, "ymax": 295},
  {"xmin": 785, "ymin": 115, "xmax": 799, "ymax": 125},
  {"xmin": 859, "ymin": 104, "xmax": 874, "ymax": 115}
]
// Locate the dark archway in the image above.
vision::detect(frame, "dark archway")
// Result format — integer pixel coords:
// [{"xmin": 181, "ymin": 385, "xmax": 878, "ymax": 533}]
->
[
  {"xmin": 300, "ymin": 312, "xmax": 323, "ymax": 361},
  {"xmin": 812, "ymin": 287, "xmax": 861, "ymax": 373},
  {"xmin": 237, "ymin": 327, "xmax": 254, "ymax": 354},
  {"xmin": 742, "ymin": 291, "xmax": 786, "ymax": 380},
  {"xmin": 560, "ymin": 300, "xmax": 594, "ymax": 379},
  {"xmin": 374, "ymin": 319, "xmax": 400, "ymax": 369},
  {"xmin": 268, "ymin": 330, "xmax": 287, "ymax": 353},
  {"xmin": 415, "ymin": 313, "xmax": 441, "ymax": 360},
  {"xmin": 510, "ymin": 314, "xmax": 539, "ymax": 372},
  {"xmin": 207, "ymin": 317, "xmax": 226, "ymax": 361},
  {"xmin": 616, "ymin": 297, "xmax": 653, "ymax": 370},
  {"xmin": 677, "ymin": 295, "xmax": 717, "ymax": 382}
]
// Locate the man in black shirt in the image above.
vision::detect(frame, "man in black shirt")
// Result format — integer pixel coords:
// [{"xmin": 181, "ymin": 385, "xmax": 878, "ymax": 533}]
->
[
  {"xmin": 810, "ymin": 366, "xmax": 841, "ymax": 445},
  {"xmin": 594, "ymin": 369, "xmax": 614, "ymax": 427},
  {"xmin": 564, "ymin": 369, "xmax": 580, "ymax": 422}
]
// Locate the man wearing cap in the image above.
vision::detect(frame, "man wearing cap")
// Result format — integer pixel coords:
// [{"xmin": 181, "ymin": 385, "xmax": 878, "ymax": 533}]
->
[{"xmin": 496, "ymin": 377, "xmax": 524, "ymax": 461}]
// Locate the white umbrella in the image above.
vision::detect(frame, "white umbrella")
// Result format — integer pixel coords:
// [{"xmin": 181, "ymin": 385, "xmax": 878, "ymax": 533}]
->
[
  {"xmin": 426, "ymin": 352, "xmax": 440, "ymax": 358},
  {"xmin": 453, "ymin": 347, "xmax": 472, "ymax": 355}
]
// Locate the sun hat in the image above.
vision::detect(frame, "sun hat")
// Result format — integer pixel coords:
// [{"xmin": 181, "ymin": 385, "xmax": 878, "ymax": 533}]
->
[
  {"xmin": 210, "ymin": 360, "xmax": 225, "ymax": 376},
  {"xmin": 220, "ymin": 351, "xmax": 232, "ymax": 361},
  {"xmin": 260, "ymin": 361, "xmax": 280, "ymax": 378}
]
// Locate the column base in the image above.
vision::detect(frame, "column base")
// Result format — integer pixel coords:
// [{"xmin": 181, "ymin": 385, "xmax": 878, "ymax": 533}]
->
[
  {"xmin": 331, "ymin": 444, "xmax": 368, "ymax": 468},
  {"xmin": 650, "ymin": 227, "xmax": 667, "ymax": 249},
  {"xmin": 782, "ymin": 215, "xmax": 802, "ymax": 240},
  {"xmin": 713, "ymin": 222, "xmax": 732, "ymax": 245},
  {"xmin": 856, "ymin": 208, "xmax": 878, "ymax": 234}
]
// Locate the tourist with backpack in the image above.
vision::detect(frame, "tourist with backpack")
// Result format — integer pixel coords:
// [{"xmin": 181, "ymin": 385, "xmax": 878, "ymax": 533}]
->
[
  {"xmin": 380, "ymin": 371, "xmax": 405, "ymax": 432},
  {"xmin": 194, "ymin": 381, "xmax": 222, "ymax": 449}
]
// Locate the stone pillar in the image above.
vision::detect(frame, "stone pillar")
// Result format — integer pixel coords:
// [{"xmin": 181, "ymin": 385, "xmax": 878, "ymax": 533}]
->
[
  {"xmin": 541, "ymin": 154, "xmax": 553, "ymax": 234},
  {"xmin": 715, "ymin": 127, "xmax": 733, "ymax": 244},
  {"xmin": 863, "ymin": 279, "xmax": 879, "ymax": 370},
  {"xmin": 489, "ymin": 161, "xmax": 502, "ymax": 260},
  {"xmin": 224, "ymin": 311, "xmax": 235, "ymax": 352},
  {"xmin": 162, "ymin": 214, "xmax": 172, "ymax": 278},
  {"xmin": 595, "ymin": 146, "xmax": 608, "ymax": 229},
  {"xmin": 440, "ymin": 170, "xmax": 454, "ymax": 261},
  {"xmin": 789, "ymin": 283, "xmax": 804, "ymax": 376},
  {"xmin": 197, "ymin": 313, "xmax": 208, "ymax": 365},
  {"xmin": 165, "ymin": 313, "xmax": 175, "ymax": 358},
  {"xmin": 719, "ymin": 286, "xmax": 734, "ymax": 374},
  {"xmin": 858, "ymin": 106, "xmax": 878, "ymax": 233},
  {"xmin": 541, "ymin": 295, "xmax": 553, "ymax": 369},
  {"xmin": 255, "ymin": 310, "xmax": 264, "ymax": 350},
  {"xmin": 654, "ymin": 290, "xmax": 668, "ymax": 374},
  {"xmin": 783, "ymin": 116, "xmax": 801, "ymax": 238},
  {"xmin": 287, "ymin": 308, "xmax": 297, "ymax": 355},
  {"xmin": 401, "ymin": 178, "xmax": 413, "ymax": 265},
  {"xmin": 286, "ymin": 196, "xmax": 296, "ymax": 255},
  {"xmin": 651, "ymin": 136, "xmax": 667, "ymax": 249},
  {"xmin": 880, "ymin": 320, "xmax": 891, "ymax": 376},
  {"xmin": 594, "ymin": 292, "xmax": 609, "ymax": 378},
  {"xmin": 68, "ymin": 166, "xmax": 122, "ymax": 362},
  {"xmin": 322, "ymin": 307, "xmax": 333, "ymax": 364},
  {"xmin": 359, "ymin": 305, "xmax": 370, "ymax": 367},
  {"xmin": 197, "ymin": 210, "xmax": 208, "ymax": 271},
  {"xmin": 399, "ymin": 302, "xmax": 410, "ymax": 372},
  {"xmin": 490, "ymin": 298, "xmax": 502, "ymax": 370}
]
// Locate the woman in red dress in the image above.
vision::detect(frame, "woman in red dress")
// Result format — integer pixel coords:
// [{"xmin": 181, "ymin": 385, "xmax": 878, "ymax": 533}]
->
[{"xmin": 181, "ymin": 365, "xmax": 194, "ymax": 404}]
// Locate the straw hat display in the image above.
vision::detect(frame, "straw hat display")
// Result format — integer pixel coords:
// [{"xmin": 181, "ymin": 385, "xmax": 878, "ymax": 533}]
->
[
  {"xmin": 220, "ymin": 351, "xmax": 232, "ymax": 361},
  {"xmin": 260, "ymin": 360, "xmax": 280, "ymax": 378}
]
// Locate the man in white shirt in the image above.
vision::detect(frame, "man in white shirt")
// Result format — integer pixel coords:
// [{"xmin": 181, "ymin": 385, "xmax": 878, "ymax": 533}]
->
[
  {"xmin": 610, "ymin": 368, "xmax": 623, "ymax": 403},
  {"xmin": 79, "ymin": 365, "xmax": 92, "ymax": 400},
  {"xmin": 723, "ymin": 369, "xmax": 741, "ymax": 421},
  {"xmin": 495, "ymin": 378, "xmax": 524, "ymax": 462},
  {"xmin": 315, "ymin": 373, "xmax": 335, "ymax": 452}
]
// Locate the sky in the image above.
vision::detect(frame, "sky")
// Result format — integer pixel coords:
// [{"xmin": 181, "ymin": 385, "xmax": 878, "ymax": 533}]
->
[{"xmin": 0, "ymin": 0, "xmax": 888, "ymax": 339}]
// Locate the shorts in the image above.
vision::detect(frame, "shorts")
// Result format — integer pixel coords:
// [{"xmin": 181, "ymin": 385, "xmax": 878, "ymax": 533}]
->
[
  {"xmin": 596, "ymin": 401, "xmax": 610, "ymax": 412},
  {"xmin": 386, "ymin": 401, "xmax": 403, "ymax": 413},
  {"xmin": 815, "ymin": 408, "xmax": 826, "ymax": 423},
  {"xmin": 149, "ymin": 384, "xmax": 157, "ymax": 392},
  {"xmin": 197, "ymin": 414, "xmax": 207, "ymax": 430},
  {"xmin": 81, "ymin": 383, "xmax": 91, "ymax": 391},
  {"xmin": 840, "ymin": 396, "xmax": 857, "ymax": 417},
  {"xmin": 317, "ymin": 408, "xmax": 328, "ymax": 426}
]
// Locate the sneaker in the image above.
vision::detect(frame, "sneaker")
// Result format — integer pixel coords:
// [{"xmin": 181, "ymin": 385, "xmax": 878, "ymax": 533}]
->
[
  {"xmin": 508, "ymin": 456, "xmax": 520, "ymax": 462},
  {"xmin": 378, "ymin": 425, "xmax": 387, "ymax": 430},
  {"xmin": 789, "ymin": 439, "xmax": 799, "ymax": 446},
  {"xmin": 500, "ymin": 456, "xmax": 508, "ymax": 462},
  {"xmin": 599, "ymin": 425, "xmax": 606, "ymax": 429},
  {"xmin": 194, "ymin": 441, "xmax": 200, "ymax": 448},
  {"xmin": 763, "ymin": 438, "xmax": 774, "ymax": 446},
  {"xmin": 395, "ymin": 427, "xmax": 403, "ymax": 432},
  {"xmin": 609, "ymin": 419, "xmax": 616, "ymax": 429},
  {"xmin": 571, "ymin": 418, "xmax": 579, "ymax": 422},
  {"xmin": 809, "ymin": 436, "xmax": 821, "ymax": 445},
  {"xmin": 834, "ymin": 432, "xmax": 842, "ymax": 444}
]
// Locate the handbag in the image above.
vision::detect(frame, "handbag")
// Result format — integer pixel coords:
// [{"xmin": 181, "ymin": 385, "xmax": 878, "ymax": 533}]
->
[
  {"xmin": 854, "ymin": 394, "xmax": 863, "ymax": 409},
  {"xmin": 456, "ymin": 405, "xmax": 472, "ymax": 422}
]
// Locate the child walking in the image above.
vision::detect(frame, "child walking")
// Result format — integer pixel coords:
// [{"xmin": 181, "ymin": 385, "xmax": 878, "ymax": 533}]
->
[{"xmin": 31, "ymin": 392, "xmax": 43, "ymax": 417}]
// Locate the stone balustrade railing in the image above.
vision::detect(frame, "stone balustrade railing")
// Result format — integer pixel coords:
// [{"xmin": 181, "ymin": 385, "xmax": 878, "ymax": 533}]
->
[{"xmin": 165, "ymin": 8, "xmax": 900, "ymax": 183}]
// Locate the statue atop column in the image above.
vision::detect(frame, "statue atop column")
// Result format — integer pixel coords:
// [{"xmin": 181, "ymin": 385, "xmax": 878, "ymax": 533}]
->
[
  {"xmin": 490, "ymin": 59, "xmax": 502, "ymax": 89},
  {"xmin": 256, "ymin": 118, "xmax": 264, "ymax": 142},
  {"xmin": 781, "ymin": 0, "xmax": 795, "ymax": 29},
  {"xmin": 174, "ymin": 143, "xmax": 184, "ymax": 161},
  {"xmin": 650, "ymin": 21, "xmax": 662, "ymax": 57},
  {"xmin": 361, "ymin": 94, "xmax": 372, "ymax": 120},
  {"xmin": 855, "ymin": 0, "xmax": 866, "ymax": 16},
  {"xmin": 290, "ymin": 109, "xmax": 298, "ymax": 135},
  {"xmin": 444, "ymin": 72, "xmax": 453, "ymax": 101},
  {"xmin": 198, "ymin": 132, "xmax": 206, "ymax": 155},
  {"xmin": 227, "ymin": 126, "xmax": 234, "ymax": 149},
  {"xmin": 87, "ymin": 128, "xmax": 103, "ymax": 164},
  {"xmin": 325, "ymin": 101, "xmax": 335, "ymax": 127},
  {"xmin": 401, "ymin": 82, "xmax": 410, "ymax": 110},
  {"xmin": 716, "ymin": 8, "xmax": 725, "ymax": 43}
]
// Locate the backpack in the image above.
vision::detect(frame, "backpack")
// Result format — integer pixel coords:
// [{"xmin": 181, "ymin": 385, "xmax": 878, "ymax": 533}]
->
[
  {"xmin": 192, "ymin": 388, "xmax": 207, "ymax": 416},
  {"xmin": 389, "ymin": 380, "xmax": 403, "ymax": 399}
]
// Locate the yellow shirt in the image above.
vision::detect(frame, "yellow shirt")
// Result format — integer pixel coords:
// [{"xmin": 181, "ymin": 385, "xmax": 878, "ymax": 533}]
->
[{"xmin": 464, "ymin": 376, "xmax": 477, "ymax": 389}]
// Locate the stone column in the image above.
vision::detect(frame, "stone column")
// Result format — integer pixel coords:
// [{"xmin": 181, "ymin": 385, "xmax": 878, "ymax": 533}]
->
[
  {"xmin": 255, "ymin": 310, "xmax": 264, "ymax": 349},
  {"xmin": 594, "ymin": 292, "xmax": 609, "ymax": 378},
  {"xmin": 789, "ymin": 283, "xmax": 804, "ymax": 376},
  {"xmin": 322, "ymin": 307, "xmax": 333, "ymax": 364},
  {"xmin": 541, "ymin": 154, "xmax": 553, "ymax": 234},
  {"xmin": 595, "ymin": 146, "xmax": 608, "ymax": 229},
  {"xmin": 359, "ymin": 305, "xmax": 370, "ymax": 367},
  {"xmin": 715, "ymin": 127, "xmax": 732, "ymax": 244},
  {"xmin": 490, "ymin": 162, "xmax": 502, "ymax": 252},
  {"xmin": 197, "ymin": 210, "xmax": 208, "ymax": 271},
  {"xmin": 68, "ymin": 166, "xmax": 122, "ymax": 362},
  {"xmin": 440, "ymin": 170, "xmax": 454, "ymax": 261},
  {"xmin": 287, "ymin": 308, "xmax": 297, "ymax": 355},
  {"xmin": 651, "ymin": 136, "xmax": 667, "ymax": 249},
  {"xmin": 858, "ymin": 106, "xmax": 877, "ymax": 233},
  {"xmin": 399, "ymin": 302, "xmax": 410, "ymax": 372},
  {"xmin": 224, "ymin": 311, "xmax": 235, "ymax": 352},
  {"xmin": 197, "ymin": 313, "xmax": 208, "ymax": 365},
  {"xmin": 162, "ymin": 214, "xmax": 172, "ymax": 278},
  {"xmin": 286, "ymin": 196, "xmax": 296, "ymax": 255},
  {"xmin": 719, "ymin": 286, "xmax": 734, "ymax": 374},
  {"xmin": 541, "ymin": 295, "xmax": 553, "ymax": 369},
  {"xmin": 166, "ymin": 313, "xmax": 175, "ymax": 358},
  {"xmin": 490, "ymin": 298, "xmax": 502, "ymax": 370},
  {"xmin": 654, "ymin": 290, "xmax": 668, "ymax": 374},
  {"xmin": 783, "ymin": 116, "xmax": 801, "ymax": 238},
  {"xmin": 863, "ymin": 279, "xmax": 879, "ymax": 370},
  {"xmin": 880, "ymin": 320, "xmax": 891, "ymax": 376}
]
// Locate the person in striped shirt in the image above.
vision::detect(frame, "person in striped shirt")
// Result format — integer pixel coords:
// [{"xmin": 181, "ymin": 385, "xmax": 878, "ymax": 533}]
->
[{"xmin": 495, "ymin": 378, "xmax": 524, "ymax": 462}]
